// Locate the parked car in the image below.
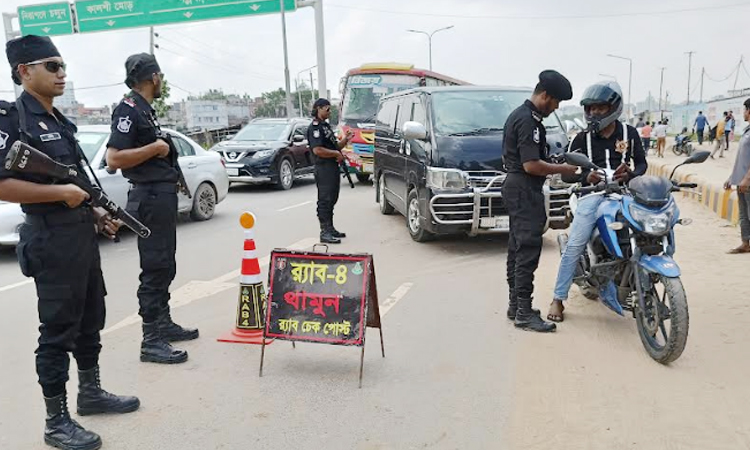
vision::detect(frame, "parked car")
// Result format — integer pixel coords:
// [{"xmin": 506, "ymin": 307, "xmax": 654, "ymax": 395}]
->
[
  {"xmin": 0, "ymin": 126, "xmax": 229, "ymax": 247},
  {"xmin": 211, "ymin": 118, "xmax": 315, "ymax": 190},
  {"xmin": 374, "ymin": 86, "xmax": 572, "ymax": 242}
]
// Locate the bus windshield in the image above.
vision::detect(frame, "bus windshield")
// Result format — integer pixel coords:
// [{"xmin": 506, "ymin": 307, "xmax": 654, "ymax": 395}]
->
[{"xmin": 341, "ymin": 74, "xmax": 421, "ymax": 123}]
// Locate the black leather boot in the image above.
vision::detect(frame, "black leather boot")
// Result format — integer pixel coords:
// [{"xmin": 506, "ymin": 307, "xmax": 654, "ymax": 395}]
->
[
  {"xmin": 76, "ymin": 366, "xmax": 140, "ymax": 416},
  {"xmin": 330, "ymin": 225, "xmax": 346, "ymax": 238},
  {"xmin": 319, "ymin": 223, "xmax": 341, "ymax": 244},
  {"xmin": 514, "ymin": 298, "xmax": 556, "ymax": 333},
  {"xmin": 140, "ymin": 321, "xmax": 189, "ymax": 364},
  {"xmin": 157, "ymin": 308, "xmax": 199, "ymax": 342},
  {"xmin": 44, "ymin": 393, "xmax": 102, "ymax": 450},
  {"xmin": 506, "ymin": 288, "xmax": 518, "ymax": 320}
]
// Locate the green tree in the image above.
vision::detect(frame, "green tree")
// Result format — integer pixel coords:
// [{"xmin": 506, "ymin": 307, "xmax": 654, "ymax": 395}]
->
[
  {"xmin": 153, "ymin": 78, "xmax": 171, "ymax": 119},
  {"xmin": 255, "ymin": 88, "xmax": 287, "ymax": 118}
]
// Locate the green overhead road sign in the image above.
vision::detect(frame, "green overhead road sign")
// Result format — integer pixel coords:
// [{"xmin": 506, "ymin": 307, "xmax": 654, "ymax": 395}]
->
[
  {"xmin": 18, "ymin": 2, "xmax": 75, "ymax": 36},
  {"xmin": 75, "ymin": 0, "xmax": 297, "ymax": 33}
]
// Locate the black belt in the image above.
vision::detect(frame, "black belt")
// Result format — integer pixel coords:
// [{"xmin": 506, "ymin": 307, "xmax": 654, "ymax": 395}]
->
[
  {"xmin": 129, "ymin": 181, "xmax": 178, "ymax": 193},
  {"xmin": 25, "ymin": 207, "xmax": 94, "ymax": 227}
]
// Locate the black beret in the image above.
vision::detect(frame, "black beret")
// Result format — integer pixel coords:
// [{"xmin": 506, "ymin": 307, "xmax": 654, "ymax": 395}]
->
[
  {"xmin": 538, "ymin": 70, "xmax": 573, "ymax": 101},
  {"xmin": 125, "ymin": 53, "xmax": 161, "ymax": 88},
  {"xmin": 311, "ymin": 98, "xmax": 331, "ymax": 116},
  {"xmin": 6, "ymin": 35, "xmax": 60, "ymax": 75}
]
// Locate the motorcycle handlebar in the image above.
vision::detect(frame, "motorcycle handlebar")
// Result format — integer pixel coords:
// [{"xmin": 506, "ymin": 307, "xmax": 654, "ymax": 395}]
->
[{"xmin": 573, "ymin": 183, "xmax": 606, "ymax": 195}]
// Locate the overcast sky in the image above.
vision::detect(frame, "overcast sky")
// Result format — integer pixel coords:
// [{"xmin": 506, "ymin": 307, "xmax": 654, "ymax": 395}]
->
[{"xmin": 1, "ymin": 0, "xmax": 749, "ymax": 108}]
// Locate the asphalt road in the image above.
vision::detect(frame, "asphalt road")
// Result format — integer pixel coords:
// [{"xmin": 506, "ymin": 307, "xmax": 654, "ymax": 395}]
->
[{"xmin": 0, "ymin": 175, "xmax": 748, "ymax": 449}]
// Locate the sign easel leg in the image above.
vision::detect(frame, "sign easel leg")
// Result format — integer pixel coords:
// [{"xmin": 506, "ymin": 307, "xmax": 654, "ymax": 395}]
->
[
  {"xmin": 378, "ymin": 327, "xmax": 385, "ymax": 358},
  {"xmin": 259, "ymin": 339, "xmax": 267, "ymax": 377},
  {"xmin": 358, "ymin": 343, "xmax": 366, "ymax": 389}
]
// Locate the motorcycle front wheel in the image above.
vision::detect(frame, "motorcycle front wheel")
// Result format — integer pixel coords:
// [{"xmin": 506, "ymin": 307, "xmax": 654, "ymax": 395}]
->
[
  {"xmin": 635, "ymin": 275, "xmax": 689, "ymax": 364},
  {"xmin": 671, "ymin": 144, "xmax": 682, "ymax": 156}
]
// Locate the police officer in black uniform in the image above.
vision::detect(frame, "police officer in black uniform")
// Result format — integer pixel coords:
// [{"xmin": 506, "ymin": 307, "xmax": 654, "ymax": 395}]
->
[
  {"xmin": 106, "ymin": 53, "xmax": 198, "ymax": 364},
  {"xmin": 0, "ymin": 35, "xmax": 139, "ymax": 450},
  {"xmin": 503, "ymin": 70, "xmax": 578, "ymax": 333},
  {"xmin": 307, "ymin": 98, "xmax": 354, "ymax": 244}
]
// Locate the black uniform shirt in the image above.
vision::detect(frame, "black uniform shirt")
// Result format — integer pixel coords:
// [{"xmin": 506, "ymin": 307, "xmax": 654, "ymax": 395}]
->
[
  {"xmin": 306, "ymin": 119, "xmax": 338, "ymax": 165},
  {"xmin": 503, "ymin": 100, "xmax": 548, "ymax": 189},
  {"xmin": 569, "ymin": 122, "xmax": 648, "ymax": 186},
  {"xmin": 0, "ymin": 91, "xmax": 83, "ymax": 215},
  {"xmin": 106, "ymin": 91, "xmax": 178, "ymax": 184}
]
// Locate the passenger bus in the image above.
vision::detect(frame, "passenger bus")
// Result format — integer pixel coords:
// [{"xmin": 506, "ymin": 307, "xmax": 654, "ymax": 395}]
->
[{"xmin": 337, "ymin": 63, "xmax": 469, "ymax": 182}]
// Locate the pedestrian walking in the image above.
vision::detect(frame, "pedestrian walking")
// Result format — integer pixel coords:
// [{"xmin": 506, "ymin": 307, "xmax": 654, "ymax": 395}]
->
[
  {"xmin": 641, "ymin": 121, "xmax": 653, "ymax": 155},
  {"xmin": 725, "ymin": 99, "xmax": 750, "ymax": 254},
  {"xmin": 654, "ymin": 120, "xmax": 668, "ymax": 157},
  {"xmin": 0, "ymin": 35, "xmax": 139, "ymax": 450},
  {"xmin": 693, "ymin": 111, "xmax": 709, "ymax": 145},
  {"xmin": 711, "ymin": 118, "xmax": 727, "ymax": 159},
  {"xmin": 106, "ymin": 53, "xmax": 199, "ymax": 365},
  {"xmin": 307, "ymin": 98, "xmax": 354, "ymax": 244},
  {"xmin": 725, "ymin": 111, "xmax": 734, "ymax": 151},
  {"xmin": 502, "ymin": 70, "xmax": 578, "ymax": 333}
]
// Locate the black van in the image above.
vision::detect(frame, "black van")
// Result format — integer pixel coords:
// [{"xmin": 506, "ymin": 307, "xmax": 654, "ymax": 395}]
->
[{"xmin": 374, "ymin": 86, "xmax": 571, "ymax": 242}]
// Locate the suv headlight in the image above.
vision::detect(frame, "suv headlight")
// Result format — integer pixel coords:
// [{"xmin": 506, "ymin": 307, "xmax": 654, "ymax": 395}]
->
[
  {"xmin": 426, "ymin": 168, "xmax": 467, "ymax": 190},
  {"xmin": 628, "ymin": 203, "xmax": 675, "ymax": 236},
  {"xmin": 252, "ymin": 149, "xmax": 276, "ymax": 159}
]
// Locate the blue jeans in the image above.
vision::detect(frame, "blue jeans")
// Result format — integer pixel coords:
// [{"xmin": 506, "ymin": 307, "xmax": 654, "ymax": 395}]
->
[{"xmin": 553, "ymin": 195, "xmax": 605, "ymax": 301}]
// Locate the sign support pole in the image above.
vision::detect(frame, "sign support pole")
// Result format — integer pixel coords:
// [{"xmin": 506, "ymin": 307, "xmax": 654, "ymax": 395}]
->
[
  {"xmin": 3, "ymin": 13, "xmax": 21, "ymax": 98},
  {"xmin": 280, "ymin": 0, "xmax": 294, "ymax": 119},
  {"xmin": 314, "ymin": 0, "xmax": 327, "ymax": 100}
]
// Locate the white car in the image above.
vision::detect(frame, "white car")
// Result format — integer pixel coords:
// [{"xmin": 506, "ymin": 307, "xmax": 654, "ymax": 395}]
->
[{"xmin": 0, "ymin": 125, "xmax": 229, "ymax": 247}]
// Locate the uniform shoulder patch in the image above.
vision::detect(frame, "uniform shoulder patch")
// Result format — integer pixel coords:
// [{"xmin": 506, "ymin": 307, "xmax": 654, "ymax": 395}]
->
[
  {"xmin": 533, "ymin": 127, "xmax": 541, "ymax": 144},
  {"xmin": 0, "ymin": 130, "xmax": 9, "ymax": 150},
  {"xmin": 117, "ymin": 116, "xmax": 133, "ymax": 133},
  {"xmin": 313, "ymin": 129, "xmax": 320, "ymax": 138},
  {"xmin": 312, "ymin": 120, "xmax": 319, "ymax": 125},
  {"xmin": 123, "ymin": 98, "xmax": 136, "ymax": 108}
]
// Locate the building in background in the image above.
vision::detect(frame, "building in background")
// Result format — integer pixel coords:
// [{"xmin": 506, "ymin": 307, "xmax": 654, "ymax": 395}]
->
[{"xmin": 185, "ymin": 100, "xmax": 229, "ymax": 131}]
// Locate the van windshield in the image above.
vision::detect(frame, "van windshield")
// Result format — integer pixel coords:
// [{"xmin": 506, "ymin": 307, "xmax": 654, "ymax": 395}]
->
[{"xmin": 431, "ymin": 90, "xmax": 561, "ymax": 135}]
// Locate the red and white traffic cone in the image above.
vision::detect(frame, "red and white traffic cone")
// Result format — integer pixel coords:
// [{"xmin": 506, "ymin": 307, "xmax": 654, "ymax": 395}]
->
[{"xmin": 217, "ymin": 212, "xmax": 271, "ymax": 345}]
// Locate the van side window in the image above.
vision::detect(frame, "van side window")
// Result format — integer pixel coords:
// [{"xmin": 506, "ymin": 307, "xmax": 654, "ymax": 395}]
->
[
  {"xmin": 411, "ymin": 97, "xmax": 427, "ymax": 125},
  {"xmin": 376, "ymin": 99, "xmax": 398, "ymax": 134},
  {"xmin": 395, "ymin": 97, "xmax": 411, "ymax": 135}
]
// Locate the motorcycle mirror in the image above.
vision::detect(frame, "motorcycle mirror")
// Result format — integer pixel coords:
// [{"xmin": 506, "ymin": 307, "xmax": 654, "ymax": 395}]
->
[
  {"xmin": 565, "ymin": 152, "xmax": 598, "ymax": 170},
  {"xmin": 683, "ymin": 151, "xmax": 711, "ymax": 165}
]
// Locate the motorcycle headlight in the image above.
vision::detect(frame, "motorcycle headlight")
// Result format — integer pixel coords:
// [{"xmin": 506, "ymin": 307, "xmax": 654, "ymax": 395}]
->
[
  {"xmin": 252, "ymin": 149, "xmax": 276, "ymax": 159},
  {"xmin": 628, "ymin": 203, "xmax": 675, "ymax": 236},
  {"xmin": 426, "ymin": 168, "xmax": 467, "ymax": 190}
]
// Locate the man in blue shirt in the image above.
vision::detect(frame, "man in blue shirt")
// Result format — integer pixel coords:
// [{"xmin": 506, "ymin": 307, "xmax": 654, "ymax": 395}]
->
[{"xmin": 693, "ymin": 111, "xmax": 709, "ymax": 145}]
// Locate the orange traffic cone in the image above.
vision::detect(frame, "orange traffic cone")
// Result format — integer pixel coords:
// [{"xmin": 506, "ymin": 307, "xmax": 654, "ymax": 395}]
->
[{"xmin": 217, "ymin": 212, "xmax": 272, "ymax": 345}]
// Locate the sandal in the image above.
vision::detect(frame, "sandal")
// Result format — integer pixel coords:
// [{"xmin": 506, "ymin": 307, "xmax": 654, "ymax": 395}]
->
[{"xmin": 547, "ymin": 301, "xmax": 565, "ymax": 323}]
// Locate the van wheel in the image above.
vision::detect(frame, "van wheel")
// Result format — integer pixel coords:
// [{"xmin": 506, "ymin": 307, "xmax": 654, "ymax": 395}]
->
[
  {"xmin": 378, "ymin": 175, "xmax": 394, "ymax": 215},
  {"xmin": 407, "ymin": 189, "xmax": 433, "ymax": 242}
]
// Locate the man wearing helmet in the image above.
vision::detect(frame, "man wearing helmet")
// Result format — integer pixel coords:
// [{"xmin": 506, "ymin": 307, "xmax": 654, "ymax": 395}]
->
[{"xmin": 547, "ymin": 81, "xmax": 647, "ymax": 322}]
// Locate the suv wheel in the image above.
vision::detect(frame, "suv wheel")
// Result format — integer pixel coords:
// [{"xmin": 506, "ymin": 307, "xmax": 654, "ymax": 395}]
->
[
  {"xmin": 356, "ymin": 173, "xmax": 371, "ymax": 183},
  {"xmin": 407, "ymin": 189, "xmax": 433, "ymax": 242},
  {"xmin": 378, "ymin": 175, "xmax": 394, "ymax": 215},
  {"xmin": 276, "ymin": 158, "xmax": 294, "ymax": 190}
]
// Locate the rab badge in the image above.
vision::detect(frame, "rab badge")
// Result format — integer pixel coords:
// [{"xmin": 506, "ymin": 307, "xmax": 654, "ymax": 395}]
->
[
  {"xmin": 615, "ymin": 139, "xmax": 629, "ymax": 154},
  {"xmin": 533, "ymin": 127, "xmax": 541, "ymax": 144},
  {"xmin": 117, "ymin": 116, "xmax": 132, "ymax": 133},
  {"xmin": 313, "ymin": 129, "xmax": 320, "ymax": 138}
]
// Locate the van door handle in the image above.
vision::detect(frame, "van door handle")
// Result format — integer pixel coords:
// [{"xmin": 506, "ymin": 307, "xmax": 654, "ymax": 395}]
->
[
  {"xmin": 187, "ymin": 163, "xmax": 197, "ymax": 169},
  {"xmin": 399, "ymin": 140, "xmax": 405, "ymax": 154}
]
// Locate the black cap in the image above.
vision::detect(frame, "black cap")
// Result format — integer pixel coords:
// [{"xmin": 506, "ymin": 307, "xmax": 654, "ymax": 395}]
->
[
  {"xmin": 125, "ymin": 53, "xmax": 161, "ymax": 88},
  {"xmin": 6, "ymin": 35, "xmax": 61, "ymax": 85},
  {"xmin": 538, "ymin": 70, "xmax": 573, "ymax": 101},
  {"xmin": 311, "ymin": 98, "xmax": 331, "ymax": 117}
]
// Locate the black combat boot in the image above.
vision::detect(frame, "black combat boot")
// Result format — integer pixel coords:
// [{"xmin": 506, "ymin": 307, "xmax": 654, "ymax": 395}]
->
[
  {"xmin": 157, "ymin": 308, "xmax": 199, "ymax": 342},
  {"xmin": 44, "ymin": 393, "xmax": 102, "ymax": 450},
  {"xmin": 140, "ymin": 321, "xmax": 189, "ymax": 364},
  {"xmin": 514, "ymin": 298, "xmax": 556, "ymax": 333},
  {"xmin": 76, "ymin": 366, "xmax": 140, "ymax": 416},
  {"xmin": 507, "ymin": 288, "xmax": 538, "ymax": 320},
  {"xmin": 319, "ymin": 223, "xmax": 341, "ymax": 244},
  {"xmin": 330, "ymin": 224, "xmax": 346, "ymax": 238}
]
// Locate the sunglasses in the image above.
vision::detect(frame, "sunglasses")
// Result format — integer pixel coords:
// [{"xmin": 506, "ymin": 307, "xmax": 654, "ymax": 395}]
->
[{"xmin": 25, "ymin": 59, "xmax": 66, "ymax": 73}]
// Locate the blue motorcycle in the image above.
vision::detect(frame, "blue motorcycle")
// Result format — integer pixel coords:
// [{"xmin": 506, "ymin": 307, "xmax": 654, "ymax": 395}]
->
[{"xmin": 560, "ymin": 151, "xmax": 710, "ymax": 364}]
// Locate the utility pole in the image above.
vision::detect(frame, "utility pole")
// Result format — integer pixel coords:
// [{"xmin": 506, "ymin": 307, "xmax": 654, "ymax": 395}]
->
[
  {"xmin": 734, "ymin": 55, "xmax": 744, "ymax": 91},
  {"xmin": 606, "ymin": 54, "xmax": 633, "ymax": 118},
  {"xmin": 685, "ymin": 51, "xmax": 695, "ymax": 105},
  {"xmin": 309, "ymin": 70, "xmax": 315, "ymax": 106},
  {"xmin": 700, "ymin": 67, "xmax": 705, "ymax": 103},
  {"xmin": 149, "ymin": 27, "xmax": 155, "ymax": 54},
  {"xmin": 658, "ymin": 67, "xmax": 666, "ymax": 120},
  {"xmin": 280, "ymin": 0, "xmax": 293, "ymax": 119}
]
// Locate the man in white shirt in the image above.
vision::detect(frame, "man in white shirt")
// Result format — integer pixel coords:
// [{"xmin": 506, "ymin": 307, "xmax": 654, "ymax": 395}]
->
[{"xmin": 654, "ymin": 120, "xmax": 668, "ymax": 158}]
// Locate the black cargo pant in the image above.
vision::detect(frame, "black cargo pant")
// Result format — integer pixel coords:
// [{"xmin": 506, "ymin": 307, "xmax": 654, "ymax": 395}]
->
[
  {"xmin": 17, "ymin": 208, "xmax": 106, "ymax": 398},
  {"xmin": 126, "ymin": 183, "xmax": 178, "ymax": 324},
  {"xmin": 503, "ymin": 177, "xmax": 547, "ymax": 300},
  {"xmin": 315, "ymin": 161, "xmax": 340, "ymax": 228}
]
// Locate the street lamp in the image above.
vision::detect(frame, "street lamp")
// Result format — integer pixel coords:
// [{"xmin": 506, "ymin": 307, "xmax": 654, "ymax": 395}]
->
[
  {"xmin": 607, "ymin": 53, "xmax": 633, "ymax": 119},
  {"xmin": 297, "ymin": 65, "xmax": 317, "ymax": 115},
  {"xmin": 598, "ymin": 73, "xmax": 618, "ymax": 81},
  {"xmin": 406, "ymin": 25, "xmax": 454, "ymax": 71}
]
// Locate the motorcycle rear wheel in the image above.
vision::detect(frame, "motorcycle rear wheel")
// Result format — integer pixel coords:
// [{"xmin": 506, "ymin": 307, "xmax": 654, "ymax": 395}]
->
[
  {"xmin": 635, "ymin": 275, "xmax": 689, "ymax": 364},
  {"xmin": 671, "ymin": 144, "xmax": 682, "ymax": 156}
]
